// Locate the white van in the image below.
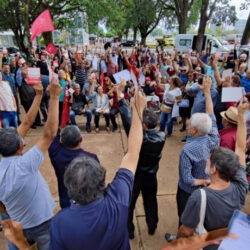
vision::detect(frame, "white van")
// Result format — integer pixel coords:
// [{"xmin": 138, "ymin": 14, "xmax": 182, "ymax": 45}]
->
[{"xmin": 175, "ymin": 34, "xmax": 230, "ymax": 54}]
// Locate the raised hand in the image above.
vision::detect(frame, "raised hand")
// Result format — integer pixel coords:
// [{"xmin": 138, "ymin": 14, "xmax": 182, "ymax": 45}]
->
[
  {"xmin": 46, "ymin": 77, "xmax": 62, "ymax": 98},
  {"xmin": 33, "ymin": 82, "xmax": 43, "ymax": 96},
  {"xmin": 237, "ymin": 97, "xmax": 249, "ymax": 114},
  {"xmin": 200, "ymin": 76, "xmax": 212, "ymax": 93}
]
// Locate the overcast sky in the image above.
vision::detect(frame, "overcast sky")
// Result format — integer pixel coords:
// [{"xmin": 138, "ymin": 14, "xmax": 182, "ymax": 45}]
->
[{"xmin": 233, "ymin": 0, "xmax": 249, "ymax": 19}]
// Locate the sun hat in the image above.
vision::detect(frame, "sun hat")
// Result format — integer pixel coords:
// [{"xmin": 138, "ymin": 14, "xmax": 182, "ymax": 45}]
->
[{"xmin": 220, "ymin": 106, "xmax": 238, "ymax": 125}]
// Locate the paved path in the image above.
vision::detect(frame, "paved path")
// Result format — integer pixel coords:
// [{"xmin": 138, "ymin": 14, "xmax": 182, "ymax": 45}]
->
[{"xmin": 1, "ymin": 115, "xmax": 250, "ymax": 250}]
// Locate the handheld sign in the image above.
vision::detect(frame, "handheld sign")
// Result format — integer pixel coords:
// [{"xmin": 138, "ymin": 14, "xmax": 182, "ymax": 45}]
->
[
  {"xmin": 27, "ymin": 67, "xmax": 41, "ymax": 85},
  {"xmin": 219, "ymin": 210, "xmax": 250, "ymax": 250},
  {"xmin": 221, "ymin": 87, "xmax": 245, "ymax": 103},
  {"xmin": 113, "ymin": 70, "xmax": 131, "ymax": 84}
]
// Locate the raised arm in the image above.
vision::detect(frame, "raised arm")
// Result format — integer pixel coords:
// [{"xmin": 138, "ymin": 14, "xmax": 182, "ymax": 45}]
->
[
  {"xmin": 120, "ymin": 91, "xmax": 146, "ymax": 174},
  {"xmin": 235, "ymin": 98, "xmax": 248, "ymax": 166},
  {"xmin": 211, "ymin": 61, "xmax": 223, "ymax": 86},
  {"xmin": 36, "ymin": 78, "xmax": 62, "ymax": 154},
  {"xmin": 200, "ymin": 76, "xmax": 213, "ymax": 115},
  {"xmin": 172, "ymin": 60, "xmax": 179, "ymax": 75},
  {"xmin": 197, "ymin": 54, "xmax": 206, "ymax": 69},
  {"xmin": 17, "ymin": 83, "xmax": 43, "ymax": 138}
]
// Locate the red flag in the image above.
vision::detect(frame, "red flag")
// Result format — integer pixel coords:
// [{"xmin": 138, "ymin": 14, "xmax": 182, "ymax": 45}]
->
[
  {"xmin": 100, "ymin": 70, "xmax": 104, "ymax": 87},
  {"xmin": 46, "ymin": 43, "xmax": 57, "ymax": 54},
  {"xmin": 30, "ymin": 10, "xmax": 55, "ymax": 41},
  {"xmin": 60, "ymin": 86, "xmax": 70, "ymax": 128}
]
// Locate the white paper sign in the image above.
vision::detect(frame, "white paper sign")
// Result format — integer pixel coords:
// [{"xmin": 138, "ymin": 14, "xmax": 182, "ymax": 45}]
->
[
  {"xmin": 221, "ymin": 87, "xmax": 245, "ymax": 103},
  {"xmin": 222, "ymin": 69, "xmax": 233, "ymax": 80},
  {"xmin": 172, "ymin": 103, "xmax": 179, "ymax": 118},
  {"xmin": 113, "ymin": 70, "xmax": 131, "ymax": 84},
  {"xmin": 131, "ymin": 71, "xmax": 138, "ymax": 91},
  {"xmin": 219, "ymin": 210, "xmax": 250, "ymax": 250}
]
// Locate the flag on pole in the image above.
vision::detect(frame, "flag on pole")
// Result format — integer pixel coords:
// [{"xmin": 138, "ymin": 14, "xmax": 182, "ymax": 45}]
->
[
  {"xmin": 30, "ymin": 9, "xmax": 55, "ymax": 41},
  {"xmin": 46, "ymin": 43, "xmax": 57, "ymax": 54}
]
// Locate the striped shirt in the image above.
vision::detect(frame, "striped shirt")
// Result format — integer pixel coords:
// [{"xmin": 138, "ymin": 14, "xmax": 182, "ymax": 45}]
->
[
  {"xmin": 178, "ymin": 114, "xmax": 220, "ymax": 194},
  {"xmin": 75, "ymin": 66, "xmax": 88, "ymax": 87}
]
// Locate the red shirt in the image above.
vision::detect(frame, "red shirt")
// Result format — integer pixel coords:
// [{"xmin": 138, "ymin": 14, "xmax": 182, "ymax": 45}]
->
[{"xmin": 219, "ymin": 127, "xmax": 237, "ymax": 151}]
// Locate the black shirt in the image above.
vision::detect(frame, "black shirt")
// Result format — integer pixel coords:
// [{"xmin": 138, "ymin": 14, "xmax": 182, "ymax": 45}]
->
[{"xmin": 36, "ymin": 61, "xmax": 49, "ymax": 76}]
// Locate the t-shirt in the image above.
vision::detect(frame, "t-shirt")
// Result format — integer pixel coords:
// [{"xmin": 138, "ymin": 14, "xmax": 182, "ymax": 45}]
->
[
  {"xmin": 49, "ymin": 168, "xmax": 134, "ymax": 250},
  {"xmin": 181, "ymin": 166, "xmax": 248, "ymax": 250},
  {"xmin": 48, "ymin": 136, "xmax": 99, "ymax": 199},
  {"xmin": 59, "ymin": 79, "xmax": 67, "ymax": 102},
  {"xmin": 0, "ymin": 146, "xmax": 56, "ymax": 229},
  {"xmin": 36, "ymin": 61, "xmax": 49, "ymax": 76},
  {"xmin": 75, "ymin": 66, "xmax": 88, "ymax": 87},
  {"xmin": 205, "ymin": 65, "xmax": 216, "ymax": 86},
  {"xmin": 0, "ymin": 81, "xmax": 16, "ymax": 111},
  {"xmin": 163, "ymin": 84, "xmax": 182, "ymax": 104},
  {"xmin": 240, "ymin": 75, "xmax": 250, "ymax": 93}
]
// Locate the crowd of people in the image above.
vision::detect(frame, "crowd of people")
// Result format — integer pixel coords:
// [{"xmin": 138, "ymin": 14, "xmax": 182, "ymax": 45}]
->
[{"xmin": 0, "ymin": 40, "xmax": 250, "ymax": 250}]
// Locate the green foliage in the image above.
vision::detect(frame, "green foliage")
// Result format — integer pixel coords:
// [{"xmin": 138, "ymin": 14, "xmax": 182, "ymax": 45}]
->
[{"xmin": 187, "ymin": 0, "xmax": 202, "ymax": 28}]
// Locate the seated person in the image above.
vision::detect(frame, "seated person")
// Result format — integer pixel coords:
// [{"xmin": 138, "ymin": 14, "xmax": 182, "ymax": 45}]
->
[
  {"xmin": 89, "ymin": 83, "xmax": 110, "ymax": 133},
  {"xmin": 69, "ymin": 84, "xmax": 92, "ymax": 133}
]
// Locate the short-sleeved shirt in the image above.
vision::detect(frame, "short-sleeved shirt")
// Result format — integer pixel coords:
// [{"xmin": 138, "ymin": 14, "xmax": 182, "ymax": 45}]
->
[
  {"xmin": 48, "ymin": 136, "xmax": 99, "ymax": 199},
  {"xmin": 204, "ymin": 65, "xmax": 216, "ymax": 86},
  {"xmin": 181, "ymin": 166, "xmax": 248, "ymax": 250},
  {"xmin": 219, "ymin": 127, "xmax": 237, "ymax": 151},
  {"xmin": 240, "ymin": 76, "xmax": 250, "ymax": 93},
  {"xmin": 163, "ymin": 84, "xmax": 182, "ymax": 104},
  {"xmin": 0, "ymin": 81, "xmax": 16, "ymax": 111},
  {"xmin": 49, "ymin": 168, "xmax": 134, "ymax": 250},
  {"xmin": 0, "ymin": 146, "xmax": 56, "ymax": 229}
]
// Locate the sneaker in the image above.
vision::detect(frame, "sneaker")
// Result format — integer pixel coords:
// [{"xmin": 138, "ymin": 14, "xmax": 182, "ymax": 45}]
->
[
  {"xmin": 165, "ymin": 233, "xmax": 177, "ymax": 242},
  {"xmin": 95, "ymin": 128, "xmax": 99, "ymax": 133},
  {"xmin": 166, "ymin": 134, "xmax": 171, "ymax": 138},
  {"xmin": 106, "ymin": 127, "xmax": 110, "ymax": 133},
  {"xmin": 31, "ymin": 125, "xmax": 37, "ymax": 129},
  {"xmin": 86, "ymin": 127, "xmax": 91, "ymax": 133},
  {"xmin": 181, "ymin": 138, "xmax": 187, "ymax": 142}
]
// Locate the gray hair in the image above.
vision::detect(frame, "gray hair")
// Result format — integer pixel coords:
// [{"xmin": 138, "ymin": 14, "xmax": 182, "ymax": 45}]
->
[
  {"xmin": 143, "ymin": 108, "xmax": 157, "ymax": 129},
  {"xmin": 64, "ymin": 156, "xmax": 106, "ymax": 205},
  {"xmin": 60, "ymin": 125, "xmax": 82, "ymax": 148},
  {"xmin": 0, "ymin": 128, "xmax": 22, "ymax": 156},
  {"xmin": 210, "ymin": 147, "xmax": 240, "ymax": 181},
  {"xmin": 190, "ymin": 113, "xmax": 212, "ymax": 135}
]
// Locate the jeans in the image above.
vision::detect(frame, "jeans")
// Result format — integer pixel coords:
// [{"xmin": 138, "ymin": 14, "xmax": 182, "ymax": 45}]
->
[
  {"xmin": 70, "ymin": 109, "xmax": 92, "ymax": 129},
  {"xmin": 0, "ymin": 111, "xmax": 18, "ymax": 128},
  {"xmin": 93, "ymin": 111, "xmax": 110, "ymax": 128},
  {"xmin": 110, "ymin": 108, "xmax": 119, "ymax": 129},
  {"xmin": 1, "ymin": 214, "xmax": 18, "ymax": 250},
  {"xmin": 160, "ymin": 112, "xmax": 173, "ymax": 135},
  {"xmin": 23, "ymin": 220, "xmax": 51, "ymax": 250},
  {"xmin": 118, "ymin": 99, "xmax": 132, "ymax": 136}
]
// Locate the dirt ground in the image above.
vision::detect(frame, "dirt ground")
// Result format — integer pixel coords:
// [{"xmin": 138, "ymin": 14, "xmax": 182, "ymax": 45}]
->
[{"xmin": 1, "ymin": 114, "xmax": 250, "ymax": 250}]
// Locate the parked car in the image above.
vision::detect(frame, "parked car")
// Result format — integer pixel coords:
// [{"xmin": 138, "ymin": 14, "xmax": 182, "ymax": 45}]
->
[{"xmin": 119, "ymin": 40, "xmax": 135, "ymax": 47}]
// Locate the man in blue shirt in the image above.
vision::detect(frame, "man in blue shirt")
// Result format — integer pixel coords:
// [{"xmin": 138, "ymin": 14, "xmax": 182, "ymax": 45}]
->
[
  {"xmin": 0, "ymin": 78, "xmax": 62, "ymax": 250},
  {"xmin": 188, "ymin": 82, "xmax": 218, "ymax": 114},
  {"xmin": 240, "ymin": 69, "xmax": 250, "ymax": 94},
  {"xmin": 165, "ymin": 77, "xmax": 220, "ymax": 242},
  {"xmin": 49, "ymin": 126, "xmax": 99, "ymax": 208},
  {"xmin": 49, "ymin": 91, "xmax": 146, "ymax": 250}
]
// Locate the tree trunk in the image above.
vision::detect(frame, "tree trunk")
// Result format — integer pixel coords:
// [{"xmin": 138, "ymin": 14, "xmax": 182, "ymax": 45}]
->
[
  {"xmin": 124, "ymin": 29, "xmax": 129, "ymax": 40},
  {"xmin": 177, "ymin": 15, "xmax": 187, "ymax": 34},
  {"xmin": 12, "ymin": 29, "xmax": 30, "ymax": 58},
  {"xmin": 241, "ymin": 13, "xmax": 250, "ymax": 45},
  {"xmin": 133, "ymin": 27, "xmax": 138, "ymax": 42},
  {"xmin": 42, "ymin": 32, "xmax": 53, "ymax": 46},
  {"xmin": 195, "ymin": 0, "xmax": 209, "ymax": 53},
  {"xmin": 140, "ymin": 33, "xmax": 147, "ymax": 45}
]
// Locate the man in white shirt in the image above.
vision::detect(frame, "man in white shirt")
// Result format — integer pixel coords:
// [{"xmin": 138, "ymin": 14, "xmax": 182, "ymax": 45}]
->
[{"xmin": 0, "ymin": 72, "xmax": 17, "ymax": 128}]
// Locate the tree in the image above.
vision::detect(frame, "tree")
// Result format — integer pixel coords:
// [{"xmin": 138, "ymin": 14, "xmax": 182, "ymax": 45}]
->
[
  {"xmin": 240, "ymin": 0, "xmax": 250, "ymax": 45},
  {"xmin": 195, "ymin": 0, "xmax": 237, "ymax": 53},
  {"xmin": 129, "ymin": 0, "xmax": 165, "ymax": 45},
  {"xmin": 161, "ymin": 0, "xmax": 201, "ymax": 34},
  {"xmin": 151, "ymin": 28, "xmax": 164, "ymax": 37}
]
